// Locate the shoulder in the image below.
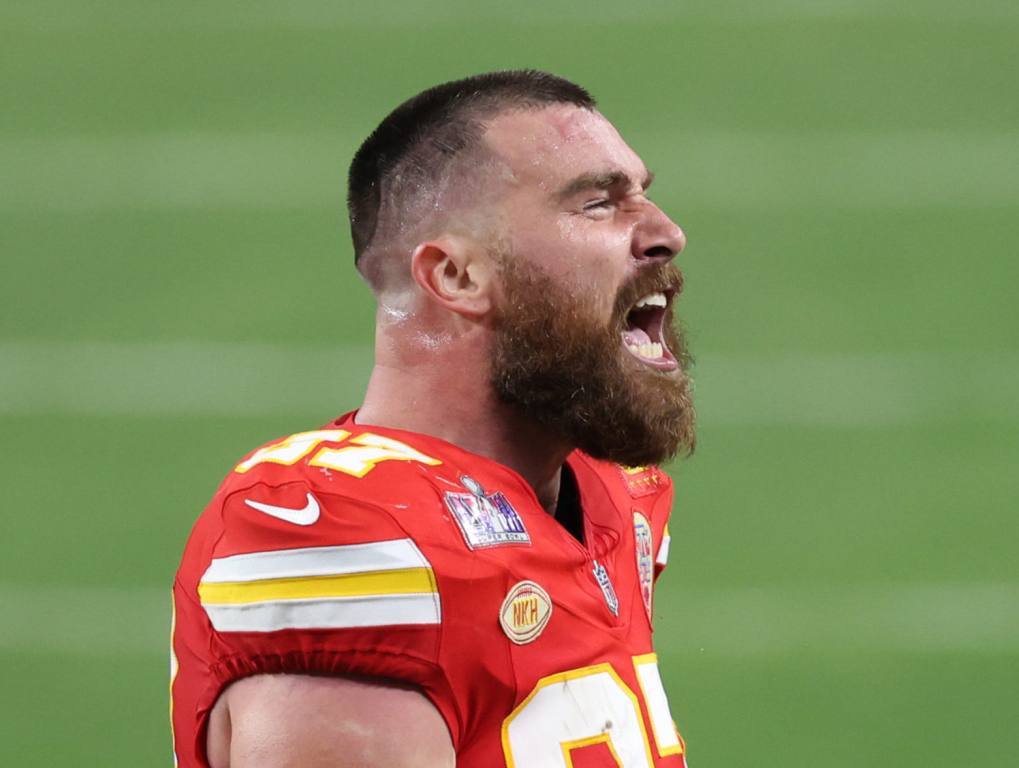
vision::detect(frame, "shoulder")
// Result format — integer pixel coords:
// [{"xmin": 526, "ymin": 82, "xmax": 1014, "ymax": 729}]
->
[
  {"xmin": 571, "ymin": 453, "xmax": 676, "ymax": 572},
  {"xmin": 172, "ymin": 421, "xmax": 471, "ymax": 764},
  {"xmin": 178, "ymin": 421, "xmax": 460, "ymax": 613},
  {"xmin": 207, "ymin": 422, "xmax": 454, "ymax": 524},
  {"xmin": 227, "ymin": 423, "xmax": 447, "ymax": 496},
  {"xmin": 571, "ymin": 452, "xmax": 674, "ymax": 505}
]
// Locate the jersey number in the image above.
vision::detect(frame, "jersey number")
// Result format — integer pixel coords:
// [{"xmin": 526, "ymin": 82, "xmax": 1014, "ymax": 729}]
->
[
  {"xmin": 502, "ymin": 655, "xmax": 684, "ymax": 767},
  {"xmin": 234, "ymin": 429, "xmax": 441, "ymax": 477}
]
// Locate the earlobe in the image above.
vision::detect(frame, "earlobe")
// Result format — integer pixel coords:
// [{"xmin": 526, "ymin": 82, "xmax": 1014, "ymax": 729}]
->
[{"xmin": 411, "ymin": 239, "xmax": 493, "ymax": 318}]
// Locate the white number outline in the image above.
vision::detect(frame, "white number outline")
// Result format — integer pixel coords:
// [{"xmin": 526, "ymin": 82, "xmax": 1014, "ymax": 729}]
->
[
  {"xmin": 633, "ymin": 653, "xmax": 685, "ymax": 758},
  {"xmin": 310, "ymin": 433, "xmax": 442, "ymax": 478},
  {"xmin": 233, "ymin": 430, "xmax": 442, "ymax": 477},
  {"xmin": 235, "ymin": 430, "xmax": 350, "ymax": 473},
  {"xmin": 502, "ymin": 662, "xmax": 656, "ymax": 768}
]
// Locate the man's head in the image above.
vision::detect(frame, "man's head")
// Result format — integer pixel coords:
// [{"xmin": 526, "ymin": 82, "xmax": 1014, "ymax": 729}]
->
[
  {"xmin": 348, "ymin": 70, "xmax": 695, "ymax": 465},
  {"xmin": 348, "ymin": 70, "xmax": 595, "ymax": 287}
]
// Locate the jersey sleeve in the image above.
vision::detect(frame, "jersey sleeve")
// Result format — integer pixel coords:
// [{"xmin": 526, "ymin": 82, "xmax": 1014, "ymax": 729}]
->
[{"xmin": 171, "ymin": 477, "xmax": 459, "ymax": 768}]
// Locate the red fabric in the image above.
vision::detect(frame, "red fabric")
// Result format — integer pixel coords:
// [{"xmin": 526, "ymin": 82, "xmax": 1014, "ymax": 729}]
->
[{"xmin": 171, "ymin": 413, "xmax": 686, "ymax": 767}]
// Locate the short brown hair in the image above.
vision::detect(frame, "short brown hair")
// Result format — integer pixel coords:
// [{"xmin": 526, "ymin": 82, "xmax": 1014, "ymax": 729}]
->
[{"xmin": 347, "ymin": 70, "xmax": 595, "ymax": 266}]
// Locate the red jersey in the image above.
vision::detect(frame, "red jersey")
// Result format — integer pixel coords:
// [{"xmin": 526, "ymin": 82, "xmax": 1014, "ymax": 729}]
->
[{"xmin": 172, "ymin": 413, "xmax": 687, "ymax": 767}]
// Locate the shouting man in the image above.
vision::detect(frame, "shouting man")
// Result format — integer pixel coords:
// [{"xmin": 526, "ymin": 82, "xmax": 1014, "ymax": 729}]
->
[{"xmin": 172, "ymin": 70, "xmax": 696, "ymax": 767}]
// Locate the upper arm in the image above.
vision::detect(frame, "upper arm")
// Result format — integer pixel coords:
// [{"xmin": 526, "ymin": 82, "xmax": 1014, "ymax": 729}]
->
[
  {"xmin": 208, "ymin": 674, "xmax": 455, "ymax": 768},
  {"xmin": 173, "ymin": 459, "xmax": 462, "ymax": 767}
]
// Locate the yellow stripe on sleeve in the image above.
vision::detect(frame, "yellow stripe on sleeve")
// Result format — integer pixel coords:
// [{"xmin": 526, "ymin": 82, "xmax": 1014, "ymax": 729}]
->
[{"xmin": 198, "ymin": 566, "xmax": 437, "ymax": 606}]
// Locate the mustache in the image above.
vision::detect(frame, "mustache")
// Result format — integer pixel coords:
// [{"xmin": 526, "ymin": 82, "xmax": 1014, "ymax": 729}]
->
[{"xmin": 612, "ymin": 264, "xmax": 684, "ymax": 324}]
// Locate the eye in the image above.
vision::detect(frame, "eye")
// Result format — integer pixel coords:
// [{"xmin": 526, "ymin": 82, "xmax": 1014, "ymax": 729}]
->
[{"xmin": 582, "ymin": 198, "xmax": 612, "ymax": 212}]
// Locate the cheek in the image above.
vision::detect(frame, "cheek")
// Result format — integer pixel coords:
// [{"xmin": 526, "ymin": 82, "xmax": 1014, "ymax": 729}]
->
[
  {"xmin": 551, "ymin": 222, "xmax": 631, "ymax": 282},
  {"xmin": 510, "ymin": 219, "xmax": 631, "ymax": 316}
]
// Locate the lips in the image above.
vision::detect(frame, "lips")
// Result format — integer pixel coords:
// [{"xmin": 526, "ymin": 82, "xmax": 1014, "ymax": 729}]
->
[
  {"xmin": 616, "ymin": 266, "xmax": 683, "ymax": 371},
  {"xmin": 622, "ymin": 291, "xmax": 677, "ymax": 369}
]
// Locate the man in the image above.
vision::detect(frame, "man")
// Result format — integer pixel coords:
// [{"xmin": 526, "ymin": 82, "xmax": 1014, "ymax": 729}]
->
[{"xmin": 172, "ymin": 70, "xmax": 695, "ymax": 767}]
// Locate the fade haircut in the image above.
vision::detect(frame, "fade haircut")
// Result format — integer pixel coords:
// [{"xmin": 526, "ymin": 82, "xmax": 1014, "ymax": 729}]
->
[{"xmin": 347, "ymin": 70, "xmax": 596, "ymax": 278}]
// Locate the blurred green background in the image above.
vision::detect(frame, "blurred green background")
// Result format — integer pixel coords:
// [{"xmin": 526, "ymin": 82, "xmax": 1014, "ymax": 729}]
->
[{"xmin": 2, "ymin": 0, "xmax": 1017, "ymax": 764}]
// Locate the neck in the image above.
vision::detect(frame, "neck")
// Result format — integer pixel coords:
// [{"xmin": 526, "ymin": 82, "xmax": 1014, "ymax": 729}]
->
[{"xmin": 356, "ymin": 327, "xmax": 571, "ymax": 513}]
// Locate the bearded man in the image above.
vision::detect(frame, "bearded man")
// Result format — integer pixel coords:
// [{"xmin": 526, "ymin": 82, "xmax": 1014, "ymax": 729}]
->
[{"xmin": 171, "ymin": 70, "xmax": 696, "ymax": 768}]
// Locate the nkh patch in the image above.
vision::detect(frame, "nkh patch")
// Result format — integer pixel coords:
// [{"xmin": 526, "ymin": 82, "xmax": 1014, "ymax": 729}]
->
[
  {"xmin": 445, "ymin": 475, "xmax": 530, "ymax": 550},
  {"xmin": 618, "ymin": 465, "xmax": 668, "ymax": 498},
  {"xmin": 633, "ymin": 511, "xmax": 654, "ymax": 623},
  {"xmin": 499, "ymin": 580, "xmax": 553, "ymax": 644},
  {"xmin": 591, "ymin": 559, "xmax": 619, "ymax": 617}
]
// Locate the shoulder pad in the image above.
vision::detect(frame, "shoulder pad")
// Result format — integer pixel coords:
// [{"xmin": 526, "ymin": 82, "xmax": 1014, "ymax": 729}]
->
[
  {"xmin": 576, "ymin": 453, "xmax": 673, "ymax": 501},
  {"xmin": 614, "ymin": 463, "xmax": 673, "ymax": 499},
  {"xmin": 223, "ymin": 426, "xmax": 447, "ymax": 497},
  {"xmin": 198, "ymin": 481, "xmax": 439, "ymax": 634}
]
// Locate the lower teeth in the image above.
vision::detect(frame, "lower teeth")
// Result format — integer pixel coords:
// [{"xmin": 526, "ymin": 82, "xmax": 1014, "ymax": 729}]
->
[{"xmin": 626, "ymin": 342, "xmax": 663, "ymax": 359}]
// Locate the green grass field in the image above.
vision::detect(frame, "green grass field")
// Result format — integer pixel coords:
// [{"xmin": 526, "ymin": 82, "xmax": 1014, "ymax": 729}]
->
[{"xmin": 2, "ymin": 1, "xmax": 1017, "ymax": 764}]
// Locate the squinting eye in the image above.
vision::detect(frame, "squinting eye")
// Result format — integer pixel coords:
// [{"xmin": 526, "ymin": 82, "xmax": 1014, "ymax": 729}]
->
[{"xmin": 583, "ymin": 199, "xmax": 612, "ymax": 211}]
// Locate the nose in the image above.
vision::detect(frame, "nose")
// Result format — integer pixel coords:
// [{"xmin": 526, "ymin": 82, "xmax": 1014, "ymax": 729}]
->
[{"xmin": 632, "ymin": 202, "xmax": 686, "ymax": 264}]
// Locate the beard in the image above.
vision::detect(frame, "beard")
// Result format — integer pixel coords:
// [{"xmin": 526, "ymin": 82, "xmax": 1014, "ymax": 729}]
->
[{"xmin": 491, "ymin": 257, "xmax": 696, "ymax": 467}]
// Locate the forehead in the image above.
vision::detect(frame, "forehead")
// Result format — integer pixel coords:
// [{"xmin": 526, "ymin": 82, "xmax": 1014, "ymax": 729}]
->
[{"xmin": 482, "ymin": 105, "xmax": 647, "ymax": 192}]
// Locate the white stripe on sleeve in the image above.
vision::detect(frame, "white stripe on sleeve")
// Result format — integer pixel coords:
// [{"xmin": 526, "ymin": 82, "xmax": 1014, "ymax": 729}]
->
[
  {"xmin": 203, "ymin": 593, "xmax": 441, "ymax": 632},
  {"xmin": 201, "ymin": 539, "xmax": 430, "ymax": 583}
]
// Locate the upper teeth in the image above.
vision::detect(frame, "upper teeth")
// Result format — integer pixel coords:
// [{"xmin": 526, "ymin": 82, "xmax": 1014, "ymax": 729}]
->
[{"xmin": 635, "ymin": 292, "xmax": 667, "ymax": 309}]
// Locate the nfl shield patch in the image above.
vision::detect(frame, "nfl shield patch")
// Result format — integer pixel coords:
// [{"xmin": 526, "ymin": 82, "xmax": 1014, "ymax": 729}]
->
[
  {"xmin": 591, "ymin": 559, "xmax": 619, "ymax": 617},
  {"xmin": 445, "ymin": 475, "xmax": 530, "ymax": 550}
]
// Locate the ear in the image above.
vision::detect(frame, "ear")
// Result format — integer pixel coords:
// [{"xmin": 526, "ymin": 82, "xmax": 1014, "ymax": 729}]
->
[{"xmin": 410, "ymin": 237, "xmax": 495, "ymax": 318}]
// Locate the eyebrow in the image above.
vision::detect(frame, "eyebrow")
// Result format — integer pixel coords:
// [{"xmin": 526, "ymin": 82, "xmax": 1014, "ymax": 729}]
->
[{"xmin": 554, "ymin": 169, "xmax": 655, "ymax": 201}]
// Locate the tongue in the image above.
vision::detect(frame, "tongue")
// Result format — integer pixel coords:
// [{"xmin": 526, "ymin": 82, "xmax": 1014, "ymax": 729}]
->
[{"xmin": 622, "ymin": 328, "xmax": 651, "ymax": 346}]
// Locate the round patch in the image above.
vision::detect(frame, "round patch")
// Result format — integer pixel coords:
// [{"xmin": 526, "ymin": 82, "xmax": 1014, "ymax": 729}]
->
[
  {"xmin": 633, "ymin": 511, "xmax": 654, "ymax": 622},
  {"xmin": 499, "ymin": 580, "xmax": 553, "ymax": 645}
]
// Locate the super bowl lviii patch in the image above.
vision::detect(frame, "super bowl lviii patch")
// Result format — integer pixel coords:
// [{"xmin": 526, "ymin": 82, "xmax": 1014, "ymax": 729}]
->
[
  {"xmin": 633, "ymin": 511, "xmax": 654, "ymax": 622},
  {"xmin": 445, "ymin": 475, "xmax": 530, "ymax": 549},
  {"xmin": 499, "ymin": 580, "xmax": 552, "ymax": 644}
]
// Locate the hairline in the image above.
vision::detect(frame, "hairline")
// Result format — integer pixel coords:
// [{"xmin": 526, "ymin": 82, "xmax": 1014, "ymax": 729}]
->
[{"xmin": 357, "ymin": 101, "xmax": 599, "ymax": 283}]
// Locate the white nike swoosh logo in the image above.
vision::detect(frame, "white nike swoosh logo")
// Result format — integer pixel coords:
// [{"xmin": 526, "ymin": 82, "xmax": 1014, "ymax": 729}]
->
[{"xmin": 244, "ymin": 493, "xmax": 321, "ymax": 526}]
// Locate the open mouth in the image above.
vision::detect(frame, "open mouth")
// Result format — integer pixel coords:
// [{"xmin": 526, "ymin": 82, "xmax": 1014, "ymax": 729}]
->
[{"xmin": 621, "ymin": 290, "xmax": 679, "ymax": 371}]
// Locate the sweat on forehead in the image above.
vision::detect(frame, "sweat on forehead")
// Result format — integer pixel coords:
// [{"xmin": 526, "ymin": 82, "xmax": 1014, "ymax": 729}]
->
[
  {"xmin": 484, "ymin": 106, "xmax": 605, "ymax": 156},
  {"xmin": 482, "ymin": 106, "xmax": 646, "ymax": 191}
]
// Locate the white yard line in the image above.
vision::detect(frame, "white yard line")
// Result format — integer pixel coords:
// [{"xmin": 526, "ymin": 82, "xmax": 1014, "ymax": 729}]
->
[
  {"xmin": 0, "ymin": 134, "xmax": 352, "ymax": 212},
  {"xmin": 2, "ymin": 341, "xmax": 1017, "ymax": 426},
  {"xmin": 657, "ymin": 583, "xmax": 1019, "ymax": 655},
  {"xmin": 0, "ymin": 341, "xmax": 373, "ymax": 418},
  {"xmin": 3, "ymin": 0, "xmax": 1018, "ymax": 31},
  {"xmin": 2, "ymin": 131, "xmax": 1017, "ymax": 211},
  {"xmin": 1, "ymin": 581, "xmax": 1015, "ymax": 656},
  {"xmin": 694, "ymin": 351, "xmax": 1019, "ymax": 427},
  {"xmin": 0, "ymin": 584, "xmax": 171, "ymax": 655}
]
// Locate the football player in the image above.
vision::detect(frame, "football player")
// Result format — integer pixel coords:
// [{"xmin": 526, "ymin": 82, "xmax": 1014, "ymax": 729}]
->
[{"xmin": 172, "ymin": 70, "xmax": 696, "ymax": 767}]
